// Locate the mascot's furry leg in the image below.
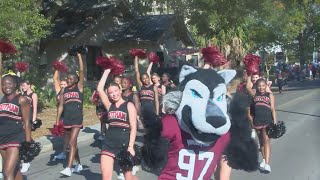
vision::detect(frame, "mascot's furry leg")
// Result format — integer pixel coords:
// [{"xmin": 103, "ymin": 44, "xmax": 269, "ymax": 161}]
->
[
  {"xmin": 141, "ymin": 110, "xmax": 168, "ymax": 171},
  {"xmin": 224, "ymin": 93, "xmax": 259, "ymax": 171}
]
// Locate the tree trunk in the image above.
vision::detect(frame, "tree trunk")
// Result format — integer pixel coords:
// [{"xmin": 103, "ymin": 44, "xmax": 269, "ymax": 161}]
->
[{"xmin": 298, "ymin": 33, "xmax": 305, "ymax": 66}]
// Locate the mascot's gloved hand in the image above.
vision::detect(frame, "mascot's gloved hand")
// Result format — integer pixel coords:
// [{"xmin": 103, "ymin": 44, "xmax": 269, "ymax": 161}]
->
[
  {"xmin": 224, "ymin": 93, "xmax": 259, "ymax": 171},
  {"xmin": 141, "ymin": 109, "xmax": 169, "ymax": 170}
]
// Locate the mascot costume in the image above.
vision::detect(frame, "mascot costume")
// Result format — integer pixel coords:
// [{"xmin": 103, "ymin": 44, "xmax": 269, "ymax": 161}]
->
[{"xmin": 142, "ymin": 64, "xmax": 259, "ymax": 180}]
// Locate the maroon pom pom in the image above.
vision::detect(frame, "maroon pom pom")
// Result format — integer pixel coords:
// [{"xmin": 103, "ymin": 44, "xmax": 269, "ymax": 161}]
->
[
  {"xmin": 243, "ymin": 54, "xmax": 261, "ymax": 75},
  {"xmin": 92, "ymin": 91, "xmax": 99, "ymax": 105},
  {"xmin": 201, "ymin": 46, "xmax": 228, "ymax": 67},
  {"xmin": 15, "ymin": 62, "xmax": 29, "ymax": 72},
  {"xmin": 50, "ymin": 121, "xmax": 64, "ymax": 137},
  {"xmin": 243, "ymin": 54, "xmax": 261, "ymax": 66},
  {"xmin": 52, "ymin": 60, "xmax": 69, "ymax": 73},
  {"xmin": 0, "ymin": 40, "xmax": 17, "ymax": 54},
  {"xmin": 130, "ymin": 48, "xmax": 146, "ymax": 58},
  {"xmin": 96, "ymin": 56, "xmax": 111, "ymax": 69},
  {"xmin": 148, "ymin": 52, "xmax": 160, "ymax": 63},
  {"xmin": 96, "ymin": 56, "xmax": 125, "ymax": 75},
  {"xmin": 109, "ymin": 57, "xmax": 126, "ymax": 76}
]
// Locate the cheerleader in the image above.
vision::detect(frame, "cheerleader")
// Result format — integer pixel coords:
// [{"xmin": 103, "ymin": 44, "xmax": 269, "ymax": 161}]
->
[
  {"xmin": 53, "ymin": 69, "xmax": 68, "ymax": 160},
  {"xmin": 146, "ymin": 62, "xmax": 165, "ymax": 115},
  {"xmin": 0, "ymin": 74, "xmax": 31, "ymax": 180},
  {"xmin": 121, "ymin": 77, "xmax": 140, "ymax": 115},
  {"xmin": 91, "ymin": 85, "xmax": 107, "ymax": 141},
  {"xmin": 161, "ymin": 73, "xmax": 176, "ymax": 93},
  {"xmin": 56, "ymin": 53, "xmax": 84, "ymax": 176},
  {"xmin": 246, "ymin": 77, "xmax": 277, "ymax": 173},
  {"xmin": 134, "ymin": 56, "xmax": 159, "ymax": 115},
  {"xmin": 20, "ymin": 80, "xmax": 38, "ymax": 126},
  {"xmin": 19, "ymin": 79, "xmax": 38, "ymax": 173},
  {"xmin": 113, "ymin": 75, "xmax": 123, "ymax": 88},
  {"xmin": 97, "ymin": 69, "xmax": 137, "ymax": 180}
]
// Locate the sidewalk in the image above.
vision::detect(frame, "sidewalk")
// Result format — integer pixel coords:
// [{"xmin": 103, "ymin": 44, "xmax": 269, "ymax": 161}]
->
[
  {"xmin": 36, "ymin": 80, "xmax": 306, "ymax": 155},
  {"xmin": 36, "ymin": 123, "xmax": 101, "ymax": 154}
]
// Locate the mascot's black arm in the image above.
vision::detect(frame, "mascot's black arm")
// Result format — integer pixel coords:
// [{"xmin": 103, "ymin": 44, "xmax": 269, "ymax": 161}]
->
[
  {"xmin": 224, "ymin": 93, "xmax": 259, "ymax": 171},
  {"xmin": 141, "ymin": 109, "xmax": 169, "ymax": 170}
]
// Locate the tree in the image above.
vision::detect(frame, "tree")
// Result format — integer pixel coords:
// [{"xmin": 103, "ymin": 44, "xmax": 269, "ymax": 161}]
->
[
  {"xmin": 0, "ymin": 0, "xmax": 50, "ymax": 94},
  {"xmin": 0, "ymin": 0, "xmax": 50, "ymax": 45}
]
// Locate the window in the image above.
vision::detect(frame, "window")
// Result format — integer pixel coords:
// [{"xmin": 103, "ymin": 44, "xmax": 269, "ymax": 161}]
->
[{"xmin": 86, "ymin": 46, "xmax": 103, "ymax": 81}]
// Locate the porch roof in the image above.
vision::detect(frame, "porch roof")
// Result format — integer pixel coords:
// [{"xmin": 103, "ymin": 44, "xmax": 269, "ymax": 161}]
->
[{"xmin": 104, "ymin": 14, "xmax": 196, "ymax": 46}]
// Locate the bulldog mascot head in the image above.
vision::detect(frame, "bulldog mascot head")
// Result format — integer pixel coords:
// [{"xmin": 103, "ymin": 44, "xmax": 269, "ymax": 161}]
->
[{"xmin": 142, "ymin": 65, "xmax": 259, "ymax": 179}]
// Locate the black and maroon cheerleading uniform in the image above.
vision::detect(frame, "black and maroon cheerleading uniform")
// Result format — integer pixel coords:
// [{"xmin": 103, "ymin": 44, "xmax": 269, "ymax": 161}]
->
[
  {"xmin": 101, "ymin": 102, "xmax": 130, "ymax": 158},
  {"xmin": 0, "ymin": 94, "xmax": 25, "ymax": 150},
  {"xmin": 63, "ymin": 85, "xmax": 83, "ymax": 128},
  {"xmin": 22, "ymin": 92, "xmax": 34, "ymax": 123},
  {"xmin": 253, "ymin": 91, "xmax": 273, "ymax": 129},
  {"xmin": 122, "ymin": 91, "xmax": 134, "ymax": 103},
  {"xmin": 139, "ymin": 84, "xmax": 156, "ymax": 113}
]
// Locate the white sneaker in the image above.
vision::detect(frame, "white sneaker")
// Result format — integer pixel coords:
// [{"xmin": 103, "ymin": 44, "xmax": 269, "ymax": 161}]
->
[
  {"xmin": 0, "ymin": 172, "xmax": 3, "ymax": 179},
  {"xmin": 132, "ymin": 166, "xmax": 139, "ymax": 175},
  {"xmin": 60, "ymin": 167, "xmax": 72, "ymax": 177},
  {"xmin": 259, "ymin": 159, "xmax": 266, "ymax": 169},
  {"xmin": 264, "ymin": 164, "xmax": 271, "ymax": 173},
  {"xmin": 55, "ymin": 152, "xmax": 66, "ymax": 160},
  {"xmin": 71, "ymin": 164, "xmax": 83, "ymax": 173},
  {"xmin": 20, "ymin": 163, "xmax": 31, "ymax": 173},
  {"xmin": 117, "ymin": 173, "xmax": 125, "ymax": 180},
  {"xmin": 251, "ymin": 129, "xmax": 256, "ymax": 139}
]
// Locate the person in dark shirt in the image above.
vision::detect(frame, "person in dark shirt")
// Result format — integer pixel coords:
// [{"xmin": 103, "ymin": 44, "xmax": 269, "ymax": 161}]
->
[
  {"xmin": 56, "ymin": 53, "xmax": 84, "ymax": 177},
  {"xmin": 0, "ymin": 74, "xmax": 31, "ymax": 180},
  {"xmin": 53, "ymin": 69, "xmax": 68, "ymax": 160},
  {"xmin": 134, "ymin": 56, "xmax": 159, "ymax": 115},
  {"xmin": 98, "ymin": 69, "xmax": 138, "ymax": 180},
  {"xmin": 246, "ymin": 77, "xmax": 277, "ymax": 173}
]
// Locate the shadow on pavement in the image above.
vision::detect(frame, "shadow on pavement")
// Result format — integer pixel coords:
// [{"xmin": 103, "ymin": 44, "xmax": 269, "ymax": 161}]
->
[
  {"xmin": 276, "ymin": 109, "xmax": 320, "ymax": 117},
  {"xmin": 77, "ymin": 169, "xmax": 101, "ymax": 180},
  {"xmin": 90, "ymin": 154, "xmax": 100, "ymax": 164},
  {"xmin": 82, "ymin": 127, "xmax": 100, "ymax": 134}
]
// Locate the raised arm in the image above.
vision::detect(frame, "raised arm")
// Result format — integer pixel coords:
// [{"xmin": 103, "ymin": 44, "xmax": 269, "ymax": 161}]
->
[
  {"xmin": 153, "ymin": 85, "xmax": 159, "ymax": 115},
  {"xmin": 270, "ymin": 93, "xmax": 277, "ymax": 124},
  {"xmin": 134, "ymin": 56, "xmax": 143, "ymax": 89},
  {"xmin": 77, "ymin": 53, "xmax": 85, "ymax": 92},
  {"xmin": 246, "ymin": 75, "xmax": 256, "ymax": 97},
  {"xmin": 127, "ymin": 102, "xmax": 137, "ymax": 156},
  {"xmin": 20, "ymin": 96, "xmax": 31, "ymax": 142},
  {"xmin": 146, "ymin": 62, "xmax": 153, "ymax": 84},
  {"xmin": 97, "ymin": 69, "xmax": 112, "ymax": 111},
  {"xmin": 32, "ymin": 93, "xmax": 38, "ymax": 123},
  {"xmin": 55, "ymin": 88, "xmax": 65, "ymax": 125},
  {"xmin": 53, "ymin": 70, "xmax": 61, "ymax": 93}
]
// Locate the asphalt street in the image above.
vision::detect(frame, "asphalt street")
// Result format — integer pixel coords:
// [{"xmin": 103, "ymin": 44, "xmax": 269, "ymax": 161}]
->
[{"xmin": 25, "ymin": 79, "xmax": 320, "ymax": 180}]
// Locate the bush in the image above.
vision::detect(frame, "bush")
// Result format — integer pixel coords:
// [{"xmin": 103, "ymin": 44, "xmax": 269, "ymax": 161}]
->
[
  {"xmin": 35, "ymin": 87, "xmax": 56, "ymax": 111},
  {"xmin": 83, "ymin": 87, "xmax": 94, "ymax": 108}
]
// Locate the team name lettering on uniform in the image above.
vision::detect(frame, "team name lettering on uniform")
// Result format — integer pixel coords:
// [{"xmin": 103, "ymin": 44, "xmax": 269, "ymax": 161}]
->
[
  {"xmin": 108, "ymin": 111, "xmax": 127, "ymax": 121},
  {"xmin": 0, "ymin": 103, "xmax": 19, "ymax": 115},
  {"xmin": 64, "ymin": 92, "xmax": 80, "ymax": 99},
  {"xmin": 140, "ymin": 90, "xmax": 154, "ymax": 97},
  {"xmin": 254, "ymin": 96, "xmax": 270, "ymax": 103}
]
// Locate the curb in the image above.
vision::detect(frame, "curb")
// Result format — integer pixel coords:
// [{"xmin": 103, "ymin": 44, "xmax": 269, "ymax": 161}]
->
[{"xmin": 36, "ymin": 123, "xmax": 101, "ymax": 154}]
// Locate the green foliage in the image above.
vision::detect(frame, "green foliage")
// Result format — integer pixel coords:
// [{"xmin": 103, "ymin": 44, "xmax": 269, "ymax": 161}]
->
[
  {"xmin": 83, "ymin": 87, "xmax": 94, "ymax": 108},
  {"xmin": 34, "ymin": 86, "xmax": 94, "ymax": 110},
  {"xmin": 34, "ymin": 86, "xmax": 56, "ymax": 112},
  {"xmin": 0, "ymin": 0, "xmax": 51, "ymax": 45}
]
